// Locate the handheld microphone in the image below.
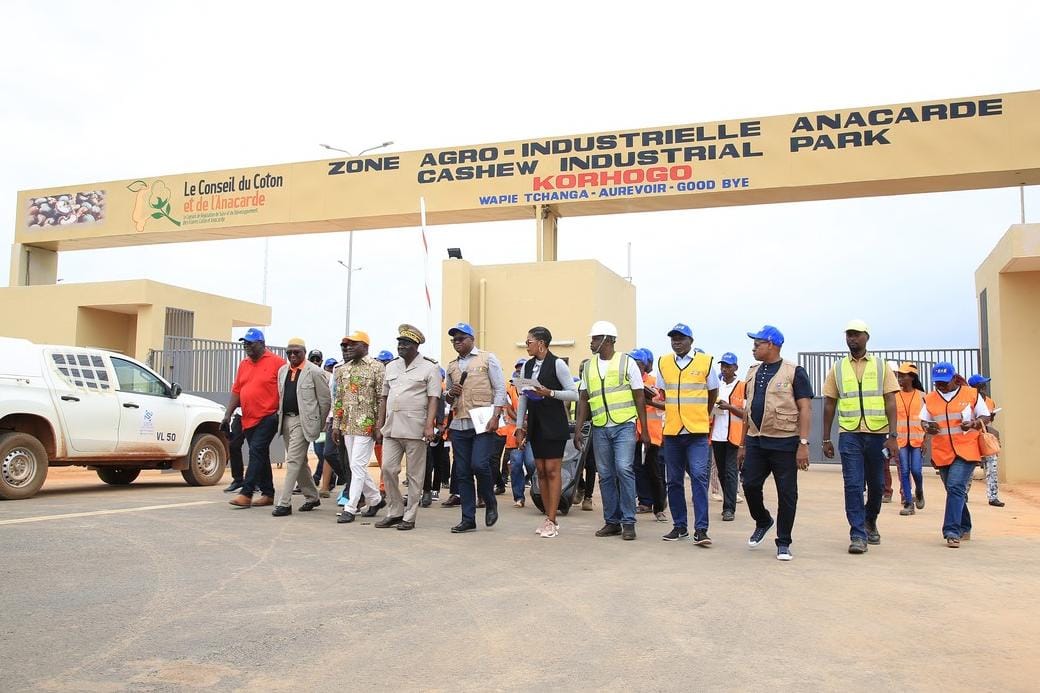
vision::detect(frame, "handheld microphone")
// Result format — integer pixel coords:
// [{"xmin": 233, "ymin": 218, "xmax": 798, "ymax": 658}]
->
[{"xmin": 459, "ymin": 372, "xmax": 468, "ymax": 386}]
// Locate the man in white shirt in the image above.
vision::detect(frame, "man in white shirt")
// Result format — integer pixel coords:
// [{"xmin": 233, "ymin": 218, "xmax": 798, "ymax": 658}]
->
[
  {"xmin": 574, "ymin": 320, "xmax": 650, "ymax": 541},
  {"xmin": 710, "ymin": 352, "xmax": 745, "ymax": 522}
]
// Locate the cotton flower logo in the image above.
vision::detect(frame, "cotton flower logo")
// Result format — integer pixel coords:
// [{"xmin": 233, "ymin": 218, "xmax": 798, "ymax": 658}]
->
[{"xmin": 127, "ymin": 179, "xmax": 181, "ymax": 231}]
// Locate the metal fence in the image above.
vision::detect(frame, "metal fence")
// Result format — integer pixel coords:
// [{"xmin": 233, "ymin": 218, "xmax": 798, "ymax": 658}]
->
[
  {"xmin": 147, "ymin": 336, "xmax": 287, "ymax": 398},
  {"xmin": 798, "ymin": 348, "xmax": 981, "ymax": 394}
]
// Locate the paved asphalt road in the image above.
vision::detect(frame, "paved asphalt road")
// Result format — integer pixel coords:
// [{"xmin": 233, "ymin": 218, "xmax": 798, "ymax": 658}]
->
[{"xmin": 2, "ymin": 465, "xmax": 1038, "ymax": 691}]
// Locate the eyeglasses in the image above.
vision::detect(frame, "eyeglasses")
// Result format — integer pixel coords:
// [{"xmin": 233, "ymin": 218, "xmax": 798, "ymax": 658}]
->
[
  {"xmin": 286, "ymin": 349, "xmax": 305, "ymax": 356},
  {"xmin": 525, "ymin": 339, "xmax": 543, "ymax": 346},
  {"xmin": 451, "ymin": 335, "xmax": 471, "ymax": 343}
]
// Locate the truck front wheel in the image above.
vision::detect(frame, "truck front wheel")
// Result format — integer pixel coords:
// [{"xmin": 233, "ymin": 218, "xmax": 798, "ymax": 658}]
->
[
  {"xmin": 0, "ymin": 432, "xmax": 49, "ymax": 500},
  {"xmin": 181, "ymin": 433, "xmax": 226, "ymax": 486},
  {"xmin": 96, "ymin": 467, "xmax": 141, "ymax": 485}
]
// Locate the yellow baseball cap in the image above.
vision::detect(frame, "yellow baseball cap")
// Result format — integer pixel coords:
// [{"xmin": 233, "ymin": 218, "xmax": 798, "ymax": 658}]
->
[
  {"xmin": 341, "ymin": 330, "xmax": 370, "ymax": 345},
  {"xmin": 895, "ymin": 362, "xmax": 918, "ymax": 374}
]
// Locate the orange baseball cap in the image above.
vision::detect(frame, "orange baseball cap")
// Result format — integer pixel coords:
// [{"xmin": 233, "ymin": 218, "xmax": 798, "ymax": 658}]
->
[
  {"xmin": 894, "ymin": 362, "xmax": 918, "ymax": 374},
  {"xmin": 341, "ymin": 330, "xmax": 370, "ymax": 345}
]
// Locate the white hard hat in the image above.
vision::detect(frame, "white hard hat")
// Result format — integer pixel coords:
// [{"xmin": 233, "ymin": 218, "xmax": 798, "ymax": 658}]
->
[{"xmin": 588, "ymin": 320, "xmax": 619, "ymax": 338}]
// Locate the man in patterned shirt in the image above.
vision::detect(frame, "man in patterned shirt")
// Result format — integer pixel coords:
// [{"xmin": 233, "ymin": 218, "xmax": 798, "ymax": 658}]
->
[{"xmin": 332, "ymin": 330, "xmax": 386, "ymax": 524}]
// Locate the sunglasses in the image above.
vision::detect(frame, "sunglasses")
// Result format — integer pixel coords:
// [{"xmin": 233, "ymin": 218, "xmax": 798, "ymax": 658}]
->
[{"xmin": 286, "ymin": 348, "xmax": 305, "ymax": 356}]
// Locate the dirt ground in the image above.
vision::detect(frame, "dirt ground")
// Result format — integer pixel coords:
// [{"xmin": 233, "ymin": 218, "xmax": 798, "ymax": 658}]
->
[{"xmin": 2, "ymin": 461, "xmax": 1038, "ymax": 692}]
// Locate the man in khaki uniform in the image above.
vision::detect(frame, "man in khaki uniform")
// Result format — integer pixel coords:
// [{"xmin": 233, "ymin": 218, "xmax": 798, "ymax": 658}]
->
[{"xmin": 374, "ymin": 324, "xmax": 441, "ymax": 530}]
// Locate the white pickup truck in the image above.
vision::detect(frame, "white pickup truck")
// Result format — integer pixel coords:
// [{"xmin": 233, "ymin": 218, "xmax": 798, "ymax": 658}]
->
[{"xmin": 0, "ymin": 337, "xmax": 228, "ymax": 500}]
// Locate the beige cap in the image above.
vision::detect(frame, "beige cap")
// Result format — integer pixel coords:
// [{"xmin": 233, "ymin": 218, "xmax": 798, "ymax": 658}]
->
[
  {"xmin": 844, "ymin": 319, "xmax": 870, "ymax": 334},
  {"xmin": 286, "ymin": 336, "xmax": 306, "ymax": 348}
]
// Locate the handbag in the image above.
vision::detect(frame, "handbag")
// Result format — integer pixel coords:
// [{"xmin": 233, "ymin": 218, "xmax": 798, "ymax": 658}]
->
[{"xmin": 978, "ymin": 421, "xmax": 1001, "ymax": 457}]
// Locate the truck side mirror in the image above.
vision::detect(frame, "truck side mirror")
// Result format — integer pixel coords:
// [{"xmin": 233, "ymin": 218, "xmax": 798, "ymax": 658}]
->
[{"xmin": 170, "ymin": 383, "xmax": 182, "ymax": 398}]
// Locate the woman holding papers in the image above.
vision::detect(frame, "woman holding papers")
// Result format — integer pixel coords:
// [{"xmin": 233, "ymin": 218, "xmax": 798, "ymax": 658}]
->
[{"xmin": 515, "ymin": 326, "xmax": 578, "ymax": 538}]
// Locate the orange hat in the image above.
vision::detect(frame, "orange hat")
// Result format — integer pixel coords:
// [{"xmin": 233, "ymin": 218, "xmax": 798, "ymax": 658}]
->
[
  {"xmin": 894, "ymin": 362, "xmax": 918, "ymax": 374},
  {"xmin": 340, "ymin": 330, "xmax": 370, "ymax": 345}
]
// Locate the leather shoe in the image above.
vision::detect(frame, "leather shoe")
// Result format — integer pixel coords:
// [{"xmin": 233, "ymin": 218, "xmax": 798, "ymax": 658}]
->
[
  {"xmin": 420, "ymin": 492, "xmax": 432, "ymax": 508},
  {"xmin": 396, "ymin": 520, "xmax": 416, "ymax": 531},
  {"xmin": 223, "ymin": 481, "xmax": 243, "ymax": 493},
  {"xmin": 441, "ymin": 494, "xmax": 461, "ymax": 507},
  {"xmin": 451, "ymin": 521, "xmax": 477, "ymax": 533},
  {"xmin": 272, "ymin": 505, "xmax": 292, "ymax": 517},
  {"xmin": 485, "ymin": 505, "xmax": 499, "ymax": 527},
  {"xmin": 252, "ymin": 495, "xmax": 274, "ymax": 507},
  {"xmin": 375, "ymin": 515, "xmax": 403, "ymax": 528},
  {"xmin": 337, "ymin": 511, "xmax": 355, "ymax": 524},
  {"xmin": 299, "ymin": 500, "xmax": 321, "ymax": 512},
  {"xmin": 228, "ymin": 494, "xmax": 252, "ymax": 508},
  {"xmin": 362, "ymin": 499, "xmax": 386, "ymax": 517}
]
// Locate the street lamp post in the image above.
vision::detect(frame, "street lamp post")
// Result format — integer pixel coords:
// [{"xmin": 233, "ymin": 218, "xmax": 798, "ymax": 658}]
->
[{"xmin": 321, "ymin": 141, "xmax": 393, "ymax": 335}]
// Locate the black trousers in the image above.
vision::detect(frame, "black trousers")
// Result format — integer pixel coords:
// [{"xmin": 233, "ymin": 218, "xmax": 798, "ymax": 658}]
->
[
  {"xmin": 227, "ymin": 414, "xmax": 246, "ymax": 482},
  {"xmin": 424, "ymin": 438, "xmax": 448, "ymax": 493},
  {"xmin": 489, "ymin": 434, "xmax": 506, "ymax": 489},
  {"xmin": 635, "ymin": 441, "xmax": 666, "ymax": 513},
  {"xmin": 711, "ymin": 440, "xmax": 740, "ymax": 514},
  {"xmin": 577, "ymin": 438, "xmax": 597, "ymax": 500},
  {"xmin": 741, "ymin": 441, "xmax": 799, "ymax": 547}
]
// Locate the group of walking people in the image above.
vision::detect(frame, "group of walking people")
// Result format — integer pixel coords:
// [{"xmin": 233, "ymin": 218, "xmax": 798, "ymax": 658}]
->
[{"xmin": 219, "ymin": 317, "xmax": 1003, "ymax": 559}]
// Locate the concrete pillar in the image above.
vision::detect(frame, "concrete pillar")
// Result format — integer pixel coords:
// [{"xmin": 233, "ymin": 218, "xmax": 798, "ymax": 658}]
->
[
  {"xmin": 9, "ymin": 244, "xmax": 58, "ymax": 286},
  {"xmin": 440, "ymin": 258, "xmax": 473, "ymax": 365},
  {"xmin": 535, "ymin": 205, "xmax": 558, "ymax": 262}
]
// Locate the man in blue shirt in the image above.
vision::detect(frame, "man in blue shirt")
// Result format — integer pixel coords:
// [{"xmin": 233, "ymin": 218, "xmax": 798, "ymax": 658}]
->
[{"xmin": 737, "ymin": 325, "xmax": 814, "ymax": 561}]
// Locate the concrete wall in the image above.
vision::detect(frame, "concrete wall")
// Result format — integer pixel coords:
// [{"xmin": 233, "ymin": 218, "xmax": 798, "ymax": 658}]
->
[
  {"xmin": 0, "ymin": 279, "xmax": 270, "ymax": 360},
  {"xmin": 441, "ymin": 259, "xmax": 636, "ymax": 374},
  {"xmin": 975, "ymin": 224, "xmax": 1040, "ymax": 482}
]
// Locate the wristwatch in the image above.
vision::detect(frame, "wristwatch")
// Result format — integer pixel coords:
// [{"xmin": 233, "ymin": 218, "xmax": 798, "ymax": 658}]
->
[
  {"xmin": 799, "ymin": 438, "xmax": 809, "ymax": 446},
  {"xmin": 887, "ymin": 433, "xmax": 897, "ymax": 439}
]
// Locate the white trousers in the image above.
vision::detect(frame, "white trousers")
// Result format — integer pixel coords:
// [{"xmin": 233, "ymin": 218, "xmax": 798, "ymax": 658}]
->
[{"xmin": 344, "ymin": 434, "xmax": 381, "ymax": 514}]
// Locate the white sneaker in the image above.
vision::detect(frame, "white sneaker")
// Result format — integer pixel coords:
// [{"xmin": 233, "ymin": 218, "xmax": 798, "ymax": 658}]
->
[
  {"xmin": 711, "ymin": 492, "xmax": 723, "ymax": 502},
  {"xmin": 541, "ymin": 522, "xmax": 559, "ymax": 538},
  {"xmin": 535, "ymin": 518, "xmax": 551, "ymax": 535},
  {"xmin": 736, "ymin": 494, "xmax": 745, "ymax": 504}
]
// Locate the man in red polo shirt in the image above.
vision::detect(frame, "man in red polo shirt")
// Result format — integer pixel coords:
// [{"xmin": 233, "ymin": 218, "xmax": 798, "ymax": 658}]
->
[{"xmin": 224, "ymin": 328, "xmax": 287, "ymax": 508}]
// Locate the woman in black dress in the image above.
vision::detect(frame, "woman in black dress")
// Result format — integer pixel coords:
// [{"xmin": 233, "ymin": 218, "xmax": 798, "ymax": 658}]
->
[{"xmin": 515, "ymin": 326, "xmax": 577, "ymax": 537}]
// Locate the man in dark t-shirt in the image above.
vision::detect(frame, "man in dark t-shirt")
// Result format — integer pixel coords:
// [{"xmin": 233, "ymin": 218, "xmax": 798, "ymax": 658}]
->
[{"xmin": 737, "ymin": 325, "xmax": 814, "ymax": 561}]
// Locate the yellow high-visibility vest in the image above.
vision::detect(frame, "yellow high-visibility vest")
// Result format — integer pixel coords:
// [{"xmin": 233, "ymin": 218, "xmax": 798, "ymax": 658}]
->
[
  {"xmin": 835, "ymin": 356, "xmax": 888, "ymax": 432},
  {"xmin": 658, "ymin": 352, "xmax": 713, "ymax": 435},
  {"xmin": 582, "ymin": 353, "xmax": 638, "ymax": 426}
]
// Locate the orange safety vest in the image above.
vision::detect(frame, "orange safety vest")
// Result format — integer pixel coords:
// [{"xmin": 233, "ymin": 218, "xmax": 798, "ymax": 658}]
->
[
  {"xmin": 635, "ymin": 373, "xmax": 664, "ymax": 446},
  {"xmin": 721, "ymin": 379, "xmax": 747, "ymax": 446},
  {"xmin": 497, "ymin": 384, "xmax": 520, "ymax": 447},
  {"xmin": 924, "ymin": 386, "xmax": 982, "ymax": 467},
  {"xmin": 895, "ymin": 389, "xmax": 925, "ymax": 449}
]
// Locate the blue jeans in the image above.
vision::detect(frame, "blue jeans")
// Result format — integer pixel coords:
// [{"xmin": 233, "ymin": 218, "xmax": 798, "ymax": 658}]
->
[
  {"xmin": 663, "ymin": 434, "xmax": 711, "ymax": 531},
  {"xmin": 838, "ymin": 432, "xmax": 886, "ymax": 540},
  {"xmin": 897, "ymin": 445, "xmax": 923, "ymax": 505},
  {"xmin": 241, "ymin": 412, "xmax": 278, "ymax": 497},
  {"xmin": 939, "ymin": 459, "xmax": 976, "ymax": 539},
  {"xmin": 449, "ymin": 428, "xmax": 498, "ymax": 523},
  {"xmin": 509, "ymin": 445, "xmax": 535, "ymax": 501},
  {"xmin": 590, "ymin": 422, "xmax": 637, "ymax": 526}
]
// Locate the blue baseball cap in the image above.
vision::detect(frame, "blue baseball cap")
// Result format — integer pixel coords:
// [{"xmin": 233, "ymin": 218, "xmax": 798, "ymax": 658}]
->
[
  {"xmin": 640, "ymin": 348, "xmax": 654, "ymax": 365},
  {"xmin": 323, "ymin": 358, "xmax": 338, "ymax": 368},
  {"xmin": 667, "ymin": 323, "xmax": 693, "ymax": 338},
  {"xmin": 375, "ymin": 350, "xmax": 394, "ymax": 362},
  {"xmin": 629, "ymin": 348, "xmax": 645, "ymax": 363},
  {"xmin": 931, "ymin": 362, "xmax": 956, "ymax": 383},
  {"xmin": 448, "ymin": 322, "xmax": 474, "ymax": 337},
  {"xmin": 720, "ymin": 352, "xmax": 738, "ymax": 366},
  {"xmin": 967, "ymin": 374, "xmax": 991, "ymax": 387},
  {"xmin": 747, "ymin": 325, "xmax": 784, "ymax": 346},
  {"xmin": 239, "ymin": 327, "xmax": 265, "ymax": 343}
]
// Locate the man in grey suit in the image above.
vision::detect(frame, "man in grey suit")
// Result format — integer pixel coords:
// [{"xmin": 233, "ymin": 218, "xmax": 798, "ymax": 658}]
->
[{"xmin": 273, "ymin": 337, "xmax": 332, "ymax": 516}]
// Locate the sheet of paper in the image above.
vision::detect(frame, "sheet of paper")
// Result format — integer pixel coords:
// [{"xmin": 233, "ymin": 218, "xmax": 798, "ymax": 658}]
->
[
  {"xmin": 468, "ymin": 406, "xmax": 496, "ymax": 431},
  {"xmin": 510, "ymin": 377, "xmax": 541, "ymax": 392}
]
